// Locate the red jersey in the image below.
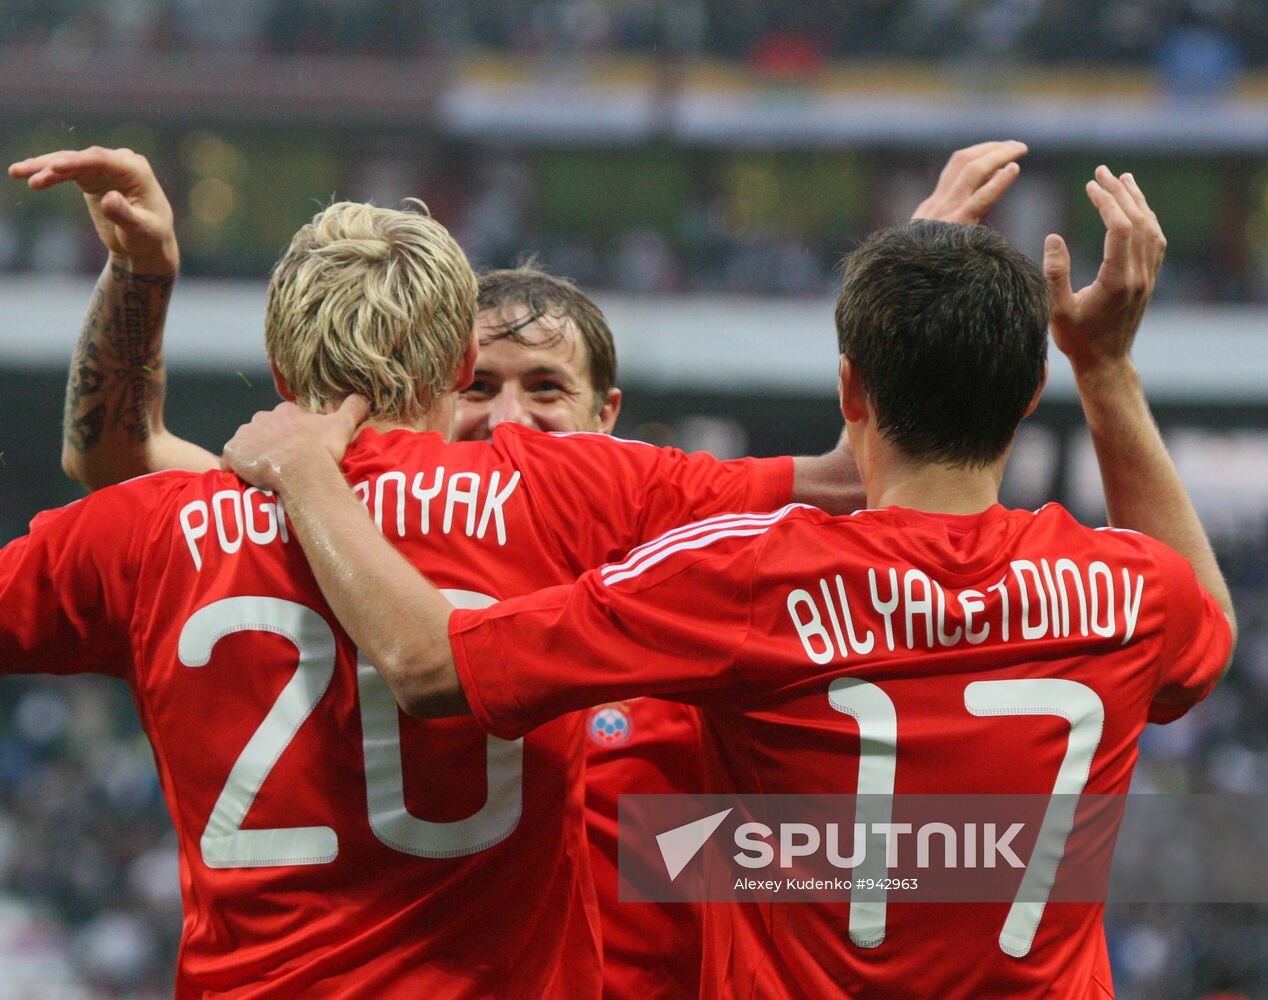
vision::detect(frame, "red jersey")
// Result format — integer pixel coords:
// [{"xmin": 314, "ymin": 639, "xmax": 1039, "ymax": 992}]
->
[
  {"xmin": 584, "ymin": 698, "xmax": 706, "ymax": 1000},
  {"xmin": 451, "ymin": 502, "xmax": 1232, "ymax": 1000},
  {"xmin": 0, "ymin": 424, "xmax": 792, "ymax": 999}
]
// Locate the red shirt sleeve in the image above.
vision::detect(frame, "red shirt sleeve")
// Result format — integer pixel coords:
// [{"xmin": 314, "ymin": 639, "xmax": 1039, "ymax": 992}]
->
[
  {"xmin": 449, "ymin": 513, "xmax": 768, "ymax": 740},
  {"xmin": 497, "ymin": 425, "xmax": 794, "ymax": 568},
  {"xmin": 0, "ymin": 479, "xmax": 163, "ymax": 679},
  {"xmin": 1146, "ymin": 539, "xmax": 1233, "ymax": 724},
  {"xmin": 632, "ymin": 446, "xmax": 793, "ymax": 541}
]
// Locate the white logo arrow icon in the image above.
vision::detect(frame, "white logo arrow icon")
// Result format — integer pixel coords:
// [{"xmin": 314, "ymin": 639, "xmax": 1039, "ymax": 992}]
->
[{"xmin": 656, "ymin": 808, "xmax": 733, "ymax": 881}]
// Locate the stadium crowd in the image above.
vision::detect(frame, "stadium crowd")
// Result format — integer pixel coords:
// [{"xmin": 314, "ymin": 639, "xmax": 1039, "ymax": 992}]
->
[
  {"xmin": 3, "ymin": 0, "xmax": 1266, "ymax": 69},
  {"xmin": 2, "ymin": 139, "xmax": 1267, "ymax": 303}
]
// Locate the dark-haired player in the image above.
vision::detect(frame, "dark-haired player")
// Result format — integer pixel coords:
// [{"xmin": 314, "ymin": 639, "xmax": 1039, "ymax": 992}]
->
[
  {"xmin": 18, "ymin": 141, "xmax": 1032, "ymax": 999},
  {"xmin": 222, "ymin": 168, "xmax": 1234, "ymax": 998}
]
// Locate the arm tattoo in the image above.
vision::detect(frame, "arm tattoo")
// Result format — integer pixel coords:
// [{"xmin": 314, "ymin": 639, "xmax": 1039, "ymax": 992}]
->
[{"xmin": 64, "ymin": 264, "xmax": 174, "ymax": 454}]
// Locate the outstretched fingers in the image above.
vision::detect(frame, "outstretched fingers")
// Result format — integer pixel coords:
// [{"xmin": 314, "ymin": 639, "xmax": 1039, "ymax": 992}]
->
[
  {"xmin": 1085, "ymin": 174, "xmax": 1134, "ymax": 295},
  {"xmin": 9, "ymin": 150, "xmax": 84, "ymax": 188},
  {"xmin": 914, "ymin": 139, "xmax": 1028, "ymax": 224},
  {"xmin": 941, "ymin": 140, "xmax": 1027, "ymax": 187},
  {"xmin": 958, "ymin": 141, "xmax": 1028, "ymax": 191},
  {"xmin": 9, "ymin": 147, "xmax": 144, "ymax": 194},
  {"xmin": 1120, "ymin": 172, "xmax": 1167, "ymax": 275},
  {"xmin": 967, "ymin": 161, "xmax": 1021, "ymax": 220}
]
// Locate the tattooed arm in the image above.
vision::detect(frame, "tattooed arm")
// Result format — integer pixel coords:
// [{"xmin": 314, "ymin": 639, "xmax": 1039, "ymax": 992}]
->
[
  {"xmin": 11, "ymin": 148, "xmax": 218, "ymax": 488},
  {"xmin": 62, "ymin": 262, "xmax": 216, "ymax": 485}
]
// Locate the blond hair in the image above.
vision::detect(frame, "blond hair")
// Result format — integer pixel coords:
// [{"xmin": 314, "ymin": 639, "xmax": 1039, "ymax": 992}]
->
[{"xmin": 265, "ymin": 200, "xmax": 477, "ymax": 422}]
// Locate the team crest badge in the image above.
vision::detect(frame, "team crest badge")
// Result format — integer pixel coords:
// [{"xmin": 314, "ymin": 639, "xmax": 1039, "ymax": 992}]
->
[{"xmin": 588, "ymin": 703, "xmax": 633, "ymax": 747}]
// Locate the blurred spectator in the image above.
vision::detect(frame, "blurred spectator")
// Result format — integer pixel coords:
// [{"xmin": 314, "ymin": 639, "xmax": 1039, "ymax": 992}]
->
[
  {"xmin": 3, "ymin": 137, "xmax": 1266, "ymax": 302},
  {"xmin": 1158, "ymin": 7, "xmax": 1243, "ymax": 98},
  {"xmin": 27, "ymin": 219, "xmax": 84, "ymax": 275},
  {"xmin": 454, "ymin": 153, "xmax": 534, "ymax": 271},
  {"xmin": 613, "ymin": 227, "xmax": 680, "ymax": 293},
  {"xmin": 1, "ymin": 2, "xmax": 1267, "ymax": 300},
  {"xmin": 0, "ymin": 1, "xmax": 1264, "ymax": 66}
]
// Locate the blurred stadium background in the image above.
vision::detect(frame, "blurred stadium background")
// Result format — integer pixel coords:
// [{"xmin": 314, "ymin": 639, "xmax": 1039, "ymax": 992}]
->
[{"xmin": 0, "ymin": 1, "xmax": 1264, "ymax": 997}]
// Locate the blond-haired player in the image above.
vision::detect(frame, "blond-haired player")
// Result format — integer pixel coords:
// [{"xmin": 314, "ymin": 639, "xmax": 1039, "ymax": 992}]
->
[
  {"xmin": 219, "ymin": 168, "xmax": 1233, "ymax": 1000},
  {"xmin": 8, "ymin": 140, "xmax": 1027, "ymax": 997},
  {"xmin": 5, "ymin": 145, "xmax": 865, "ymax": 997}
]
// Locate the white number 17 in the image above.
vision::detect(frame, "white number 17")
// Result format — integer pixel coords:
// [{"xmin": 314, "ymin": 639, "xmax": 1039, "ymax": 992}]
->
[{"xmin": 828, "ymin": 677, "xmax": 1104, "ymax": 958}]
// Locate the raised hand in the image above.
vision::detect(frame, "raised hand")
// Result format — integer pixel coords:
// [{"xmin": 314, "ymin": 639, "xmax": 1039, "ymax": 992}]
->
[
  {"xmin": 1045, "ymin": 168, "xmax": 1232, "ymax": 650},
  {"xmin": 912, "ymin": 140, "xmax": 1028, "ymax": 225},
  {"xmin": 1043, "ymin": 165, "xmax": 1166, "ymax": 375},
  {"xmin": 10, "ymin": 148, "xmax": 206, "ymax": 486},
  {"xmin": 9, "ymin": 146, "xmax": 179, "ymax": 275}
]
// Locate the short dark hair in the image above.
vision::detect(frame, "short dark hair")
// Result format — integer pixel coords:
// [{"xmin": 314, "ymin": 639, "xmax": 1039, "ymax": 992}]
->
[
  {"xmin": 834, "ymin": 220, "xmax": 1049, "ymax": 466},
  {"xmin": 476, "ymin": 265, "xmax": 617, "ymax": 410}
]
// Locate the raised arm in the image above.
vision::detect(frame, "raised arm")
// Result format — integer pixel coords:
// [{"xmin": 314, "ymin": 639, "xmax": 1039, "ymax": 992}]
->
[
  {"xmin": 1045, "ymin": 165, "xmax": 1236, "ymax": 663},
  {"xmin": 9, "ymin": 147, "xmax": 218, "ymax": 489}
]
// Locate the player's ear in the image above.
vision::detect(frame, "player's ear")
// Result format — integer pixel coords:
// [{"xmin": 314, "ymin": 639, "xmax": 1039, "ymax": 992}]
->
[
  {"xmin": 270, "ymin": 360, "xmax": 296, "ymax": 402},
  {"xmin": 1022, "ymin": 361, "xmax": 1048, "ymax": 418},
  {"xmin": 453, "ymin": 327, "xmax": 480, "ymax": 392},
  {"xmin": 839, "ymin": 356, "xmax": 867, "ymax": 423},
  {"xmin": 596, "ymin": 386, "xmax": 622, "ymax": 434}
]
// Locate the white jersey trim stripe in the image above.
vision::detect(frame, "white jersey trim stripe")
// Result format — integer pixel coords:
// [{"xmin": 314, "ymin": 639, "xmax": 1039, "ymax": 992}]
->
[
  {"xmin": 601, "ymin": 504, "xmax": 811, "ymax": 580},
  {"xmin": 602, "ymin": 503, "xmax": 807, "ymax": 587},
  {"xmin": 602, "ymin": 527, "xmax": 768, "ymax": 587},
  {"xmin": 602, "ymin": 507, "xmax": 797, "ymax": 578},
  {"xmin": 548, "ymin": 430, "xmax": 655, "ymax": 447}
]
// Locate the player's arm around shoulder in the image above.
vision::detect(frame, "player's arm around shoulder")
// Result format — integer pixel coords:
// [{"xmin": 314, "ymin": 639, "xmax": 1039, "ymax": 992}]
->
[
  {"xmin": 500, "ymin": 422, "xmax": 795, "ymax": 553},
  {"xmin": 9, "ymin": 146, "xmax": 217, "ymax": 491},
  {"xmin": 221, "ymin": 398, "xmax": 469, "ymax": 716}
]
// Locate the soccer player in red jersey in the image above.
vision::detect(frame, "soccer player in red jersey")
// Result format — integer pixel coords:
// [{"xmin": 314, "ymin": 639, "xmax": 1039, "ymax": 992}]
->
[
  {"xmin": 3, "ymin": 147, "xmax": 876, "ymax": 998},
  {"xmin": 222, "ymin": 168, "xmax": 1236, "ymax": 998},
  {"xmin": 458, "ymin": 142, "xmax": 1030, "ymax": 1000},
  {"xmin": 454, "ymin": 264, "xmax": 714, "ymax": 1000},
  {"xmin": 19, "ymin": 141, "xmax": 1030, "ymax": 1000},
  {"xmin": 445, "ymin": 140, "xmax": 1030, "ymax": 1000}
]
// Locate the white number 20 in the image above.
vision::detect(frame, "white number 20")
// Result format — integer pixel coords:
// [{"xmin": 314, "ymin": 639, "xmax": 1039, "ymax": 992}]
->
[
  {"xmin": 178, "ymin": 593, "xmax": 522, "ymax": 869},
  {"xmin": 828, "ymin": 677, "xmax": 1104, "ymax": 958}
]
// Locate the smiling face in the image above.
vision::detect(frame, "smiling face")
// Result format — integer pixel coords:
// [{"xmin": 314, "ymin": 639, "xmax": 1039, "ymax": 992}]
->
[{"xmin": 451, "ymin": 305, "xmax": 621, "ymax": 441}]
